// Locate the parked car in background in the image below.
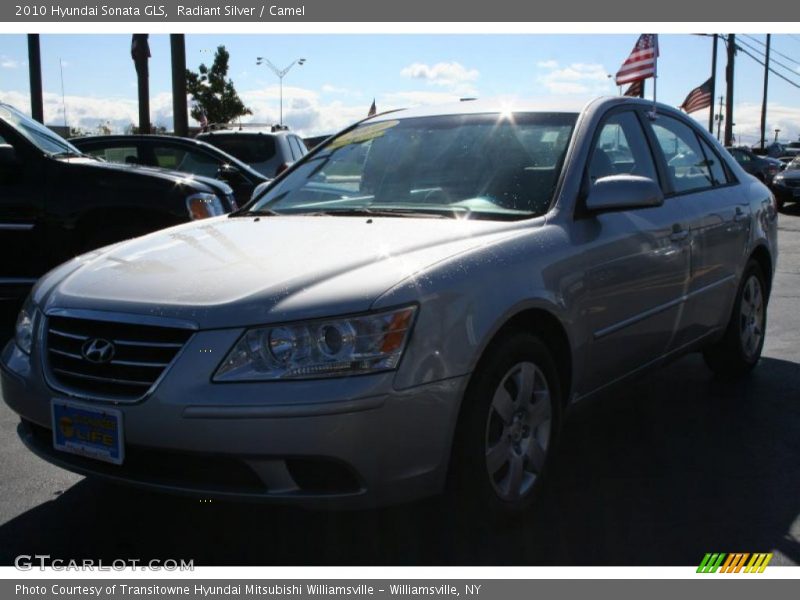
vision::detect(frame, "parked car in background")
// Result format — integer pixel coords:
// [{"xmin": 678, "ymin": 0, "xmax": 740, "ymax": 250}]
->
[
  {"xmin": 769, "ymin": 155, "xmax": 800, "ymax": 209},
  {"xmin": 726, "ymin": 146, "xmax": 783, "ymax": 184},
  {"xmin": 197, "ymin": 125, "xmax": 308, "ymax": 178},
  {"xmin": 71, "ymin": 134, "xmax": 269, "ymax": 206},
  {"xmin": 3, "ymin": 98, "xmax": 777, "ymax": 516},
  {"xmin": 0, "ymin": 102, "xmax": 234, "ymax": 330}
]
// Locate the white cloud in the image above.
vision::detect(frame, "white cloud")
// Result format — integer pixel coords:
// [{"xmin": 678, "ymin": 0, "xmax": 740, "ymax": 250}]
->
[
  {"xmin": 537, "ymin": 61, "xmax": 613, "ymax": 96},
  {"xmin": 688, "ymin": 101, "xmax": 800, "ymax": 146},
  {"xmin": 380, "ymin": 90, "xmax": 463, "ymax": 107},
  {"xmin": 0, "ymin": 89, "xmax": 176, "ymax": 133},
  {"xmin": 400, "ymin": 61, "xmax": 479, "ymax": 95},
  {"xmin": 321, "ymin": 84, "xmax": 361, "ymax": 96},
  {"xmin": 1, "ymin": 56, "xmax": 20, "ymax": 69}
]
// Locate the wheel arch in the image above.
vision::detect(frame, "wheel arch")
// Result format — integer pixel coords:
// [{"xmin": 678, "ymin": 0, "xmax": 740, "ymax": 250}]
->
[
  {"xmin": 467, "ymin": 307, "xmax": 574, "ymax": 408},
  {"xmin": 749, "ymin": 243, "xmax": 773, "ymax": 298}
]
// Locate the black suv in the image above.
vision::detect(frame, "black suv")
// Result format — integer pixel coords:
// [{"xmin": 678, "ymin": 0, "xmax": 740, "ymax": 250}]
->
[{"xmin": 0, "ymin": 103, "xmax": 234, "ymax": 328}]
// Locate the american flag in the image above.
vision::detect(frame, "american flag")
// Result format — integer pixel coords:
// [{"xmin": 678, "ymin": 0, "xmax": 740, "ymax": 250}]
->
[
  {"xmin": 615, "ymin": 34, "xmax": 659, "ymax": 85},
  {"xmin": 679, "ymin": 78, "xmax": 713, "ymax": 114},
  {"xmin": 623, "ymin": 80, "xmax": 643, "ymax": 97},
  {"xmin": 368, "ymin": 99, "xmax": 377, "ymax": 117}
]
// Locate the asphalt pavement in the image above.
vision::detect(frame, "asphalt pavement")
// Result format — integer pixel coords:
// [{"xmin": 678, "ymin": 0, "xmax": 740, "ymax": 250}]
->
[{"xmin": 1, "ymin": 209, "xmax": 799, "ymax": 566}]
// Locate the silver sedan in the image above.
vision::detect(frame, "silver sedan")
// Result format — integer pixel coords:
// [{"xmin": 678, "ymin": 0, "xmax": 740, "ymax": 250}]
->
[{"xmin": 2, "ymin": 97, "xmax": 778, "ymax": 516}]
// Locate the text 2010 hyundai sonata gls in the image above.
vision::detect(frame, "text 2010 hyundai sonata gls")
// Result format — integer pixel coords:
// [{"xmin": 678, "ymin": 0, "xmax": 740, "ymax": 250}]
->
[{"xmin": 2, "ymin": 98, "xmax": 778, "ymax": 515}]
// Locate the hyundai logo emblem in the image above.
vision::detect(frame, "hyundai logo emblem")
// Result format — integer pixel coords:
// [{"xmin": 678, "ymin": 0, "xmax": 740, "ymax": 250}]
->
[{"xmin": 81, "ymin": 338, "xmax": 115, "ymax": 364}]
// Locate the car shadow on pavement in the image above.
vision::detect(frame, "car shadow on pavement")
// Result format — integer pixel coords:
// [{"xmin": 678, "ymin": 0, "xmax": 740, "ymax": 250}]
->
[{"xmin": 1, "ymin": 353, "xmax": 798, "ymax": 566}]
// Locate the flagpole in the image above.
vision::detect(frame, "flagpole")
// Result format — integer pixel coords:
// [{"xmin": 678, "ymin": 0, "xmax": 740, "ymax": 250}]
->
[{"xmin": 651, "ymin": 34, "xmax": 658, "ymax": 118}]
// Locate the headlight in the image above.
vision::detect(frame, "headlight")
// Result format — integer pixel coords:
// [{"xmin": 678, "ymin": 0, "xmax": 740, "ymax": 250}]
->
[
  {"xmin": 14, "ymin": 297, "xmax": 34, "ymax": 355},
  {"xmin": 214, "ymin": 306, "xmax": 417, "ymax": 381},
  {"xmin": 773, "ymin": 173, "xmax": 785, "ymax": 182},
  {"xmin": 186, "ymin": 193, "xmax": 225, "ymax": 220}
]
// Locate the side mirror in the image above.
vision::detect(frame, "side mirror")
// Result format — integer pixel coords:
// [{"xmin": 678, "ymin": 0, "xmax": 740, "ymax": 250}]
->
[
  {"xmin": 585, "ymin": 174, "xmax": 664, "ymax": 212},
  {"xmin": 0, "ymin": 144, "xmax": 18, "ymax": 167},
  {"xmin": 216, "ymin": 163, "xmax": 246, "ymax": 185}
]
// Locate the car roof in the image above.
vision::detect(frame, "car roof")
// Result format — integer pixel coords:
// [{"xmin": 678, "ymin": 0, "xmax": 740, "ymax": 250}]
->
[
  {"xmin": 364, "ymin": 96, "xmax": 688, "ymax": 123},
  {"xmin": 74, "ymin": 134, "xmax": 199, "ymax": 144},
  {"xmin": 198, "ymin": 128, "xmax": 294, "ymax": 137}
]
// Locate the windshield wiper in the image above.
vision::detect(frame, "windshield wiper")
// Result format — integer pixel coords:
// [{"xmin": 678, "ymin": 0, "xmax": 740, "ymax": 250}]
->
[
  {"xmin": 294, "ymin": 207, "xmax": 459, "ymax": 219},
  {"xmin": 229, "ymin": 207, "xmax": 282, "ymax": 217}
]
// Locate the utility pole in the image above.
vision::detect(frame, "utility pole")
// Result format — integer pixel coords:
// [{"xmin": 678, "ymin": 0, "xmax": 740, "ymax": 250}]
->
[
  {"xmin": 724, "ymin": 34, "xmax": 735, "ymax": 147},
  {"xmin": 716, "ymin": 95, "xmax": 724, "ymax": 141},
  {"xmin": 708, "ymin": 34, "xmax": 718, "ymax": 134},
  {"xmin": 131, "ymin": 34, "xmax": 151, "ymax": 134},
  {"xmin": 170, "ymin": 34, "xmax": 188, "ymax": 137},
  {"xmin": 760, "ymin": 34, "xmax": 771, "ymax": 151},
  {"xmin": 27, "ymin": 34, "xmax": 44, "ymax": 124}
]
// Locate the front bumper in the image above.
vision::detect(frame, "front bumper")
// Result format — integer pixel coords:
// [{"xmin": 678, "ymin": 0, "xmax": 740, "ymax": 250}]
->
[{"xmin": 2, "ymin": 335, "xmax": 468, "ymax": 509}]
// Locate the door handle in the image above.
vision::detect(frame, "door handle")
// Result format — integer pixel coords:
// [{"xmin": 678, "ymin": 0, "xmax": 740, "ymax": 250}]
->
[
  {"xmin": 669, "ymin": 226, "xmax": 689, "ymax": 243},
  {"xmin": 734, "ymin": 206, "xmax": 748, "ymax": 222}
]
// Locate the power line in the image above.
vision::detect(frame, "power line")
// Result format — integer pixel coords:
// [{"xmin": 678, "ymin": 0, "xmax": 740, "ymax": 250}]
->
[
  {"xmin": 741, "ymin": 34, "xmax": 800, "ymax": 74},
  {"xmin": 737, "ymin": 35, "xmax": 800, "ymax": 82},
  {"xmin": 734, "ymin": 42, "xmax": 800, "ymax": 90}
]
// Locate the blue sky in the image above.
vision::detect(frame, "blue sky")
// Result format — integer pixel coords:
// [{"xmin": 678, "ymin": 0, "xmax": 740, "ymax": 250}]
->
[{"xmin": 1, "ymin": 33, "xmax": 799, "ymax": 142}]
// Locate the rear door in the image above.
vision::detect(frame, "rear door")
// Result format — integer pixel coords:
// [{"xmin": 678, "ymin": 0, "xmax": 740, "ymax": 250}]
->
[
  {"xmin": 645, "ymin": 115, "xmax": 751, "ymax": 346},
  {"xmin": 577, "ymin": 109, "xmax": 691, "ymax": 393}
]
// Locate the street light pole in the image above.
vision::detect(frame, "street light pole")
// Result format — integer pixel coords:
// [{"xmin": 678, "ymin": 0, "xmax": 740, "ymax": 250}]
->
[{"xmin": 255, "ymin": 57, "xmax": 306, "ymax": 126}]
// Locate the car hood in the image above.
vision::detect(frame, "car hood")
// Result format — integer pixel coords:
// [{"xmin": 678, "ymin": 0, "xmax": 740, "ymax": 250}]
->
[
  {"xmin": 778, "ymin": 168, "xmax": 800, "ymax": 180},
  {"xmin": 61, "ymin": 157, "xmax": 233, "ymax": 196},
  {"xmin": 41, "ymin": 215, "xmax": 530, "ymax": 328}
]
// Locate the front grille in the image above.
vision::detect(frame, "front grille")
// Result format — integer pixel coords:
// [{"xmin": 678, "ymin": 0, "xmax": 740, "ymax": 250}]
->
[
  {"xmin": 783, "ymin": 179, "xmax": 800, "ymax": 188},
  {"xmin": 46, "ymin": 315, "xmax": 193, "ymax": 400}
]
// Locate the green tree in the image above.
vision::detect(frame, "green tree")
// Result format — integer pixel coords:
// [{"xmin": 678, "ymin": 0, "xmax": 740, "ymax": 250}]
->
[{"xmin": 186, "ymin": 46, "xmax": 251, "ymax": 126}]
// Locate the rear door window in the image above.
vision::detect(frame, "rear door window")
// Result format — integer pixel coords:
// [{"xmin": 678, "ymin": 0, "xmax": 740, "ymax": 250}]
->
[
  {"xmin": 697, "ymin": 137, "xmax": 730, "ymax": 185},
  {"xmin": 649, "ymin": 116, "xmax": 715, "ymax": 193},
  {"xmin": 87, "ymin": 145, "xmax": 141, "ymax": 165}
]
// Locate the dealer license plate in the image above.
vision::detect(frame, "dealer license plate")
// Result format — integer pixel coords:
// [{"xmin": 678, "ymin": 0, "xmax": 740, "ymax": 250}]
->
[{"xmin": 51, "ymin": 399, "xmax": 124, "ymax": 465}]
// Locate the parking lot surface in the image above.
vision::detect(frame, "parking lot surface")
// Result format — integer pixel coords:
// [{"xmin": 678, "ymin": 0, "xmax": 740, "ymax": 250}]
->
[{"xmin": 1, "ymin": 209, "xmax": 799, "ymax": 566}]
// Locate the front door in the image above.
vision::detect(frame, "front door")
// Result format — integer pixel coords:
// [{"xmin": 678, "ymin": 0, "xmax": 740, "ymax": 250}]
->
[{"xmin": 575, "ymin": 110, "xmax": 691, "ymax": 395}]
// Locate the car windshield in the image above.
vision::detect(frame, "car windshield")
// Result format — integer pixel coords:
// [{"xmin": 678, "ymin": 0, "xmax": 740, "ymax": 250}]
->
[
  {"xmin": 0, "ymin": 104, "xmax": 82, "ymax": 156},
  {"xmin": 788, "ymin": 157, "xmax": 800, "ymax": 170},
  {"xmin": 246, "ymin": 112, "xmax": 577, "ymax": 220}
]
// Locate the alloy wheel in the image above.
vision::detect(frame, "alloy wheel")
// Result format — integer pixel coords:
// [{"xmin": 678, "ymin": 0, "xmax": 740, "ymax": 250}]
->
[{"xmin": 484, "ymin": 361, "xmax": 551, "ymax": 501}]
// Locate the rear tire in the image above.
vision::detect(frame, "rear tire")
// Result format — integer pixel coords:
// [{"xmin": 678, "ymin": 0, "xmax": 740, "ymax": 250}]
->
[
  {"xmin": 449, "ymin": 332, "xmax": 562, "ymax": 518},
  {"xmin": 703, "ymin": 260, "xmax": 768, "ymax": 378}
]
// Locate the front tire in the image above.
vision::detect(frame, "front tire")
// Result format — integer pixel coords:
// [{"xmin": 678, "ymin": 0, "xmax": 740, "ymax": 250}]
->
[
  {"xmin": 450, "ymin": 332, "xmax": 562, "ymax": 517},
  {"xmin": 703, "ymin": 260, "xmax": 768, "ymax": 378}
]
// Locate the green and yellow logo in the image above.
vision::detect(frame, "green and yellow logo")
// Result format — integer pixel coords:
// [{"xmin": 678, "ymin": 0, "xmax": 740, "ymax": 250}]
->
[{"xmin": 697, "ymin": 553, "xmax": 773, "ymax": 573}]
